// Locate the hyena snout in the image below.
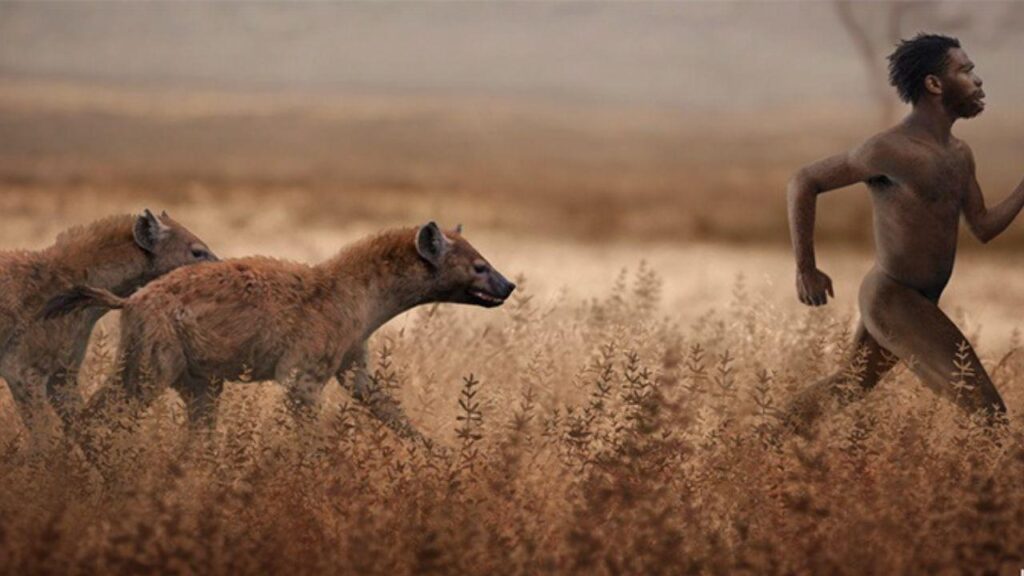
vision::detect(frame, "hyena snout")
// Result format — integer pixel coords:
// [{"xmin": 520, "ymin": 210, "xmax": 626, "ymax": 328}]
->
[
  {"xmin": 467, "ymin": 268, "xmax": 515, "ymax": 308},
  {"xmin": 492, "ymin": 271, "xmax": 516, "ymax": 299}
]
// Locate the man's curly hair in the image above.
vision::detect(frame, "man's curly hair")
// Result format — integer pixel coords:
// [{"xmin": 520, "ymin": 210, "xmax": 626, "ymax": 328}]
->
[{"xmin": 887, "ymin": 33, "xmax": 961, "ymax": 104}]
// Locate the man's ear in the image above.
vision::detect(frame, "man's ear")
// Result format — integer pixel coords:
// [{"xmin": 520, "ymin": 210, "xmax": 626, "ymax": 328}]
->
[
  {"xmin": 133, "ymin": 209, "xmax": 169, "ymax": 254},
  {"xmin": 416, "ymin": 221, "xmax": 449, "ymax": 268},
  {"xmin": 924, "ymin": 74, "xmax": 943, "ymax": 97}
]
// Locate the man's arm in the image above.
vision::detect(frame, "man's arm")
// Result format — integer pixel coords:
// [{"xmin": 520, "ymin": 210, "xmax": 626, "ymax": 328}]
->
[
  {"xmin": 787, "ymin": 145, "xmax": 881, "ymax": 306},
  {"xmin": 961, "ymin": 144, "xmax": 1024, "ymax": 244}
]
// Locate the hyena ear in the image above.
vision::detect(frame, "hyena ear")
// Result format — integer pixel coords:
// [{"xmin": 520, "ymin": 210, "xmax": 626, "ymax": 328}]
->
[
  {"xmin": 455, "ymin": 223, "xmax": 463, "ymax": 234},
  {"xmin": 133, "ymin": 209, "xmax": 169, "ymax": 254},
  {"xmin": 416, "ymin": 221, "xmax": 449, "ymax": 268}
]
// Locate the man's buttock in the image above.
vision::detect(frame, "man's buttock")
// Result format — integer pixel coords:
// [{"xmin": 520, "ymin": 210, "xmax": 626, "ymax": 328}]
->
[
  {"xmin": 862, "ymin": 266, "xmax": 943, "ymax": 305},
  {"xmin": 876, "ymin": 249, "xmax": 953, "ymax": 294}
]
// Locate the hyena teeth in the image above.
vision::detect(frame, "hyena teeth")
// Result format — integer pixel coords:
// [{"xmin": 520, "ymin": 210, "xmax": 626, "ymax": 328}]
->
[{"xmin": 472, "ymin": 290, "xmax": 502, "ymax": 303}]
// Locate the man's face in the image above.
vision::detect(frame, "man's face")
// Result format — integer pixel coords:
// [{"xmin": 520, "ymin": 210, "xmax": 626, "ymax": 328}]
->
[{"xmin": 940, "ymin": 47, "xmax": 985, "ymax": 119}]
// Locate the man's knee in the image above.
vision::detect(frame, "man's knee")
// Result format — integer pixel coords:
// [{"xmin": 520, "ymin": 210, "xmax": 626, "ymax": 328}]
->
[{"xmin": 969, "ymin": 378, "xmax": 1007, "ymax": 416}]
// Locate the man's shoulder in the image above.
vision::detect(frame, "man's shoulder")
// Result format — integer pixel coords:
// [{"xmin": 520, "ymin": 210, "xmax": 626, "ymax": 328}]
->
[
  {"xmin": 850, "ymin": 129, "xmax": 909, "ymax": 169},
  {"xmin": 861, "ymin": 128, "xmax": 912, "ymax": 155},
  {"xmin": 950, "ymin": 136, "xmax": 975, "ymax": 162}
]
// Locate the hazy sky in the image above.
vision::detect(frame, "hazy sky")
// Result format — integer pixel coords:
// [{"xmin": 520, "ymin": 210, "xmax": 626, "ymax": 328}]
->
[{"xmin": 2, "ymin": 2, "xmax": 1022, "ymax": 111}]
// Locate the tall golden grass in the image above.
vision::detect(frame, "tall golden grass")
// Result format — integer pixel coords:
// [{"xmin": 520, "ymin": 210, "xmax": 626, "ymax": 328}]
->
[
  {"xmin": 1, "ymin": 265, "xmax": 1021, "ymax": 575},
  {"xmin": 3, "ymin": 82, "xmax": 1024, "ymax": 574}
]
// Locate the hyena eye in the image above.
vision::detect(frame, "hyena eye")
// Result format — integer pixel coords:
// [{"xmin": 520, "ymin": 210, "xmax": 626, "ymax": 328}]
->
[
  {"xmin": 473, "ymin": 263, "xmax": 488, "ymax": 274},
  {"xmin": 191, "ymin": 248, "xmax": 209, "ymax": 260}
]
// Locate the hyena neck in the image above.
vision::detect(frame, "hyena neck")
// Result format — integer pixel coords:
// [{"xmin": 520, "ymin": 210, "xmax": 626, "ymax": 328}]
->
[
  {"xmin": 44, "ymin": 214, "xmax": 151, "ymax": 296},
  {"xmin": 320, "ymin": 228, "xmax": 436, "ymax": 338}
]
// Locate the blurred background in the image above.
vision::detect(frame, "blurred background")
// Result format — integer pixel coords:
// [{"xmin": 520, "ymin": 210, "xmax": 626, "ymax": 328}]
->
[{"xmin": 2, "ymin": 0, "xmax": 1024, "ymax": 345}]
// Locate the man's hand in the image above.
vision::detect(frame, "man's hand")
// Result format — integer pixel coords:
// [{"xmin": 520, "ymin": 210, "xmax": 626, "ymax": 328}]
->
[{"xmin": 796, "ymin": 268, "xmax": 834, "ymax": 306}]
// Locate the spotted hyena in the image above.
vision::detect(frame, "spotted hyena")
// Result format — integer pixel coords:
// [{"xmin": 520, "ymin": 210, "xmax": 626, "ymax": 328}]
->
[
  {"xmin": 45, "ymin": 221, "xmax": 513, "ymax": 452},
  {"xmin": 0, "ymin": 210, "xmax": 216, "ymax": 445}
]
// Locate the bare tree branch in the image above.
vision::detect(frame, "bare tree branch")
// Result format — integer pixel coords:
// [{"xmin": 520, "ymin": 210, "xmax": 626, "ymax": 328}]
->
[{"xmin": 835, "ymin": 0, "xmax": 897, "ymax": 127}]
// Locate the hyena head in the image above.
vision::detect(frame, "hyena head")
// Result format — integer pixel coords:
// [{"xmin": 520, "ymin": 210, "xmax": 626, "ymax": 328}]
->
[
  {"xmin": 415, "ymin": 221, "xmax": 515, "ymax": 308},
  {"xmin": 133, "ymin": 209, "xmax": 218, "ymax": 276}
]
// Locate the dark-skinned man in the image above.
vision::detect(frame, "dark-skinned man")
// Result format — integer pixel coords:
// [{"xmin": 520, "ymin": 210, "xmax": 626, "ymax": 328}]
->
[{"xmin": 783, "ymin": 34, "xmax": 1024, "ymax": 436}]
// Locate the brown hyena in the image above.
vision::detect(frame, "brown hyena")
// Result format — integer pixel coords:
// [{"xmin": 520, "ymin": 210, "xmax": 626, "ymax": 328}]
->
[
  {"xmin": 0, "ymin": 210, "xmax": 216, "ymax": 446},
  {"xmin": 45, "ymin": 222, "xmax": 514, "ymax": 451}
]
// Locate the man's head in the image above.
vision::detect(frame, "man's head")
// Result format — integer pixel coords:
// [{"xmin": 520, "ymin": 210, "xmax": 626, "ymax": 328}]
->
[{"xmin": 887, "ymin": 33, "xmax": 985, "ymax": 118}]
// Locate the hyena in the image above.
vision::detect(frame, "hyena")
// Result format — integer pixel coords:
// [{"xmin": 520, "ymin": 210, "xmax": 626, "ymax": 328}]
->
[
  {"xmin": 44, "ymin": 222, "xmax": 514, "ymax": 450},
  {"xmin": 0, "ymin": 210, "xmax": 216, "ymax": 445}
]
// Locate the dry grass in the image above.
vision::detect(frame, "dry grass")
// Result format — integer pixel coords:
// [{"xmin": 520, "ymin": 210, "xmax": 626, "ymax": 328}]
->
[
  {"xmin": 1, "ymin": 263, "xmax": 1022, "ymax": 575},
  {"xmin": 3, "ymin": 81, "xmax": 1024, "ymax": 575}
]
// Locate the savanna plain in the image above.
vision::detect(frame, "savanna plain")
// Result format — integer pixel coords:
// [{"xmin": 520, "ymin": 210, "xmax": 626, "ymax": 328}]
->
[{"xmin": 1, "ymin": 82, "xmax": 1023, "ymax": 575}]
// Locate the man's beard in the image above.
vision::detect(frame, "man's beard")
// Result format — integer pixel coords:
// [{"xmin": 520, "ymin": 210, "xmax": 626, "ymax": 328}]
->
[{"xmin": 943, "ymin": 89, "xmax": 984, "ymax": 119}]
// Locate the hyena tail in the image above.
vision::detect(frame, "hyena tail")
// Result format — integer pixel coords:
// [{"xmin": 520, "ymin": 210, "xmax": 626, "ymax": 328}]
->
[{"xmin": 40, "ymin": 286, "xmax": 127, "ymax": 320}]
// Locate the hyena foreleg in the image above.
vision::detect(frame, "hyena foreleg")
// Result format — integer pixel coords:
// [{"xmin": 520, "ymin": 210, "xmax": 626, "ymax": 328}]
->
[
  {"xmin": 279, "ymin": 364, "xmax": 329, "ymax": 427},
  {"xmin": 336, "ymin": 342, "xmax": 433, "ymax": 449},
  {"xmin": 46, "ymin": 366, "xmax": 85, "ymax": 435}
]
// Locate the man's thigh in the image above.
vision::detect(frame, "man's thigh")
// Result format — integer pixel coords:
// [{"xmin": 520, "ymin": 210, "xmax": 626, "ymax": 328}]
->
[{"xmin": 859, "ymin": 269, "xmax": 1005, "ymax": 415}]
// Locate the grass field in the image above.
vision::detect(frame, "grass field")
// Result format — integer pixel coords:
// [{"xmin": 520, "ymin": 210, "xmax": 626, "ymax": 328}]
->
[{"xmin": 2, "ymin": 81, "xmax": 1024, "ymax": 574}]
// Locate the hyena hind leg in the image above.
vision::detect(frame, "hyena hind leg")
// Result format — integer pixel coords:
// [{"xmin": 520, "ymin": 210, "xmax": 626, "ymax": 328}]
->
[
  {"xmin": 4, "ymin": 373, "xmax": 56, "ymax": 451},
  {"xmin": 74, "ymin": 337, "xmax": 187, "ymax": 465},
  {"xmin": 174, "ymin": 376, "xmax": 225, "ymax": 433}
]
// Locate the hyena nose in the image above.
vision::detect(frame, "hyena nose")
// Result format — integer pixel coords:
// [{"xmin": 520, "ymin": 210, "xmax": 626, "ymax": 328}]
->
[{"xmin": 503, "ymin": 280, "xmax": 516, "ymax": 297}]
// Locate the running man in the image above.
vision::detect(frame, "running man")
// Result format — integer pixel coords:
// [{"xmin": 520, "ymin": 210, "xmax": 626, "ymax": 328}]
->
[{"xmin": 784, "ymin": 34, "xmax": 1024, "ymax": 434}]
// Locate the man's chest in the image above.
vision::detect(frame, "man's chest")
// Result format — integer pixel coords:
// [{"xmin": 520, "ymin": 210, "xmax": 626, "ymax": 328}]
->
[{"xmin": 894, "ymin": 149, "xmax": 971, "ymax": 205}]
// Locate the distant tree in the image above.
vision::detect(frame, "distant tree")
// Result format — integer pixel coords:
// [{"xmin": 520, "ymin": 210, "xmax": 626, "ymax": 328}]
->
[{"xmin": 834, "ymin": 0, "xmax": 1020, "ymax": 127}]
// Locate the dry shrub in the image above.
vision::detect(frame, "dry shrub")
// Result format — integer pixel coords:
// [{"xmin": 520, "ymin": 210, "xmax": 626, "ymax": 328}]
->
[{"xmin": 1, "ymin": 267, "xmax": 1022, "ymax": 576}]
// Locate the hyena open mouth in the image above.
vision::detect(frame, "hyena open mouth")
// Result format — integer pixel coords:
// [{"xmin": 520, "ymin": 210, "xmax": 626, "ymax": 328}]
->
[{"xmin": 470, "ymin": 289, "xmax": 506, "ymax": 305}]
